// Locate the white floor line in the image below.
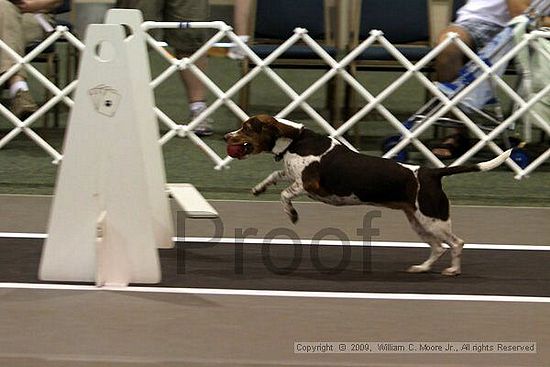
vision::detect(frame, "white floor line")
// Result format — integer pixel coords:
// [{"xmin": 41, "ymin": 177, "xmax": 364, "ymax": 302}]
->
[
  {"xmin": 1, "ymin": 232, "xmax": 549, "ymax": 251},
  {"xmin": 0, "ymin": 282, "xmax": 549, "ymax": 303},
  {"xmin": 2, "ymin": 194, "xmax": 550, "ymax": 210},
  {"xmin": 0, "ymin": 232, "xmax": 47, "ymax": 239},
  {"xmin": 208, "ymin": 200, "xmax": 550, "ymax": 210},
  {"xmin": 176, "ymin": 237, "xmax": 550, "ymax": 251}
]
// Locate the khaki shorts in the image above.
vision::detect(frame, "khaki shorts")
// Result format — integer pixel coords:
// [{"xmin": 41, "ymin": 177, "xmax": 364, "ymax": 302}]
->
[
  {"xmin": 116, "ymin": 0, "xmax": 210, "ymax": 55},
  {"xmin": 0, "ymin": 0, "xmax": 50, "ymax": 75}
]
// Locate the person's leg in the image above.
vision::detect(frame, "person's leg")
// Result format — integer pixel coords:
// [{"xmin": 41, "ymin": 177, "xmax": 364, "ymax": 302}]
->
[
  {"xmin": 0, "ymin": 1, "xmax": 46, "ymax": 118},
  {"xmin": 432, "ymin": 24, "xmax": 476, "ymax": 158},
  {"xmin": 0, "ymin": 1, "xmax": 27, "ymax": 86},
  {"xmin": 165, "ymin": 0, "xmax": 212, "ymax": 135},
  {"xmin": 115, "ymin": 0, "xmax": 164, "ymax": 39},
  {"xmin": 176, "ymin": 52, "xmax": 212, "ymax": 136},
  {"xmin": 435, "ymin": 24, "xmax": 475, "ymax": 83},
  {"xmin": 175, "ymin": 51, "xmax": 208, "ymax": 104},
  {"xmin": 9, "ymin": 14, "xmax": 47, "ymax": 118},
  {"xmin": 165, "ymin": 0, "xmax": 210, "ymax": 104},
  {"xmin": 232, "ymin": 0, "xmax": 252, "ymax": 36},
  {"xmin": 432, "ymin": 18, "xmax": 506, "ymax": 159},
  {"xmin": 0, "ymin": 1, "xmax": 22, "ymax": 67},
  {"xmin": 227, "ymin": 0, "xmax": 252, "ymax": 59},
  {"xmin": 117, "ymin": 0, "xmax": 213, "ymax": 134}
]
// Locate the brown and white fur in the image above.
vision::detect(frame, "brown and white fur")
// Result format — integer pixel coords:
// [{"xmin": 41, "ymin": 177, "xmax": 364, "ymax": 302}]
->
[{"xmin": 224, "ymin": 115, "xmax": 511, "ymax": 276}]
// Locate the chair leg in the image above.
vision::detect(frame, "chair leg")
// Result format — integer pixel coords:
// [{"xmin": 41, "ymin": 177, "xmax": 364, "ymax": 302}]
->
[
  {"xmin": 426, "ymin": 70, "xmax": 434, "ymax": 103},
  {"xmin": 347, "ymin": 63, "xmax": 361, "ymax": 147},
  {"xmin": 66, "ymin": 43, "xmax": 72, "ymax": 88},
  {"xmin": 326, "ymin": 76, "xmax": 336, "ymax": 124},
  {"xmin": 426, "ymin": 70, "xmax": 439, "ymax": 139},
  {"xmin": 43, "ymin": 54, "xmax": 55, "ymax": 128},
  {"xmin": 71, "ymin": 44, "xmax": 79, "ymax": 81},
  {"xmin": 238, "ymin": 61, "xmax": 251, "ymax": 125},
  {"xmin": 54, "ymin": 53, "xmax": 60, "ymax": 128}
]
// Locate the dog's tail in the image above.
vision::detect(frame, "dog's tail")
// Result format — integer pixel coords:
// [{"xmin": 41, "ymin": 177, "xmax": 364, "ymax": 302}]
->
[{"xmin": 431, "ymin": 149, "xmax": 512, "ymax": 178}]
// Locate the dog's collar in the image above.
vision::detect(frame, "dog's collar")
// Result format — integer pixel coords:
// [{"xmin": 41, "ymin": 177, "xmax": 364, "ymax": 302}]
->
[
  {"xmin": 272, "ymin": 137, "xmax": 293, "ymax": 161},
  {"xmin": 272, "ymin": 127, "xmax": 305, "ymax": 161}
]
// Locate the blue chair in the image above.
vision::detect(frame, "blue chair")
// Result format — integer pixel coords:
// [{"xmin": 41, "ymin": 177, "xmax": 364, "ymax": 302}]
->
[
  {"xmin": 239, "ymin": 0, "xmax": 339, "ymax": 120},
  {"xmin": 250, "ymin": 0, "xmax": 336, "ymax": 61},
  {"xmin": 350, "ymin": 0, "xmax": 432, "ymax": 70},
  {"xmin": 343, "ymin": 0, "xmax": 440, "ymax": 142}
]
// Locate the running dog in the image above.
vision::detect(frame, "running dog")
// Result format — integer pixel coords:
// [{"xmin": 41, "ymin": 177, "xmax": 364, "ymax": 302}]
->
[{"xmin": 224, "ymin": 115, "xmax": 511, "ymax": 275}]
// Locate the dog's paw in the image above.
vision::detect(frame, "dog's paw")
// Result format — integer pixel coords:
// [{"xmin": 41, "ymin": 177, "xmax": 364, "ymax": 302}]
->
[
  {"xmin": 286, "ymin": 208, "xmax": 299, "ymax": 224},
  {"xmin": 442, "ymin": 267, "xmax": 461, "ymax": 276},
  {"xmin": 251, "ymin": 185, "xmax": 266, "ymax": 196},
  {"xmin": 407, "ymin": 265, "xmax": 429, "ymax": 273}
]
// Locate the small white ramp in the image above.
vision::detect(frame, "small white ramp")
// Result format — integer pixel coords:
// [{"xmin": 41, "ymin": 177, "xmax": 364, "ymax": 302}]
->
[{"xmin": 167, "ymin": 184, "xmax": 219, "ymax": 219}]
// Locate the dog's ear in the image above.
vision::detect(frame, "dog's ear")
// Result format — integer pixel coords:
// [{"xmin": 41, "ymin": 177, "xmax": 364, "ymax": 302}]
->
[
  {"xmin": 259, "ymin": 115, "xmax": 302, "ymax": 139},
  {"xmin": 248, "ymin": 114, "xmax": 302, "ymax": 140},
  {"xmin": 275, "ymin": 121, "xmax": 301, "ymax": 139},
  {"xmin": 246, "ymin": 114, "xmax": 273, "ymax": 133}
]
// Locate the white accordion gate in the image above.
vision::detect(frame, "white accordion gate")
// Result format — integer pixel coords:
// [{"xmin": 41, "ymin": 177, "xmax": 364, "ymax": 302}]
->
[{"xmin": 0, "ymin": 9, "xmax": 549, "ymax": 179}]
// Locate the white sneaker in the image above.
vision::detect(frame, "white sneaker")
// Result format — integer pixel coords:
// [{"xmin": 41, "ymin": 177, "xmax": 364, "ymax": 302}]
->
[
  {"xmin": 190, "ymin": 105, "xmax": 214, "ymax": 137},
  {"xmin": 227, "ymin": 35, "xmax": 250, "ymax": 60}
]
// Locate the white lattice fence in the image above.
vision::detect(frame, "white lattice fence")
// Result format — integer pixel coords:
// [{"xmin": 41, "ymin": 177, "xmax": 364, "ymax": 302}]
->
[
  {"xmin": 142, "ymin": 20, "xmax": 358, "ymax": 170},
  {"xmin": 0, "ymin": 15, "xmax": 549, "ymax": 179}
]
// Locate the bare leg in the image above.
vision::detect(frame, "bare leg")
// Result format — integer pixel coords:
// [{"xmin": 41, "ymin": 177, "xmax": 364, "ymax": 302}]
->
[
  {"xmin": 177, "ymin": 53, "xmax": 208, "ymax": 104},
  {"xmin": 432, "ymin": 25, "xmax": 475, "ymax": 158},
  {"xmin": 177, "ymin": 52, "xmax": 212, "ymax": 135},
  {"xmin": 233, "ymin": 0, "xmax": 252, "ymax": 35},
  {"xmin": 435, "ymin": 25, "xmax": 475, "ymax": 83}
]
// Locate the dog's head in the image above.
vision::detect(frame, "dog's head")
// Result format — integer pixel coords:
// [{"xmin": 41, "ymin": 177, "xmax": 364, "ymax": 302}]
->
[{"xmin": 224, "ymin": 114, "xmax": 303, "ymax": 159}]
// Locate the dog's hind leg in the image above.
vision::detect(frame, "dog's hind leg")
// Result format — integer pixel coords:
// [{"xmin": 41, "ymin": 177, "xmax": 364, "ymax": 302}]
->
[
  {"xmin": 281, "ymin": 181, "xmax": 305, "ymax": 223},
  {"xmin": 442, "ymin": 233, "xmax": 465, "ymax": 276},
  {"xmin": 252, "ymin": 170, "xmax": 288, "ymax": 196},
  {"xmin": 407, "ymin": 236, "xmax": 446, "ymax": 273},
  {"xmin": 405, "ymin": 211, "xmax": 447, "ymax": 273}
]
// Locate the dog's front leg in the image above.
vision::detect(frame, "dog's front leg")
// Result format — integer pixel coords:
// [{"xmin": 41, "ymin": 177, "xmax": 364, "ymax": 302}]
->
[
  {"xmin": 281, "ymin": 181, "xmax": 304, "ymax": 224},
  {"xmin": 252, "ymin": 170, "xmax": 288, "ymax": 196}
]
